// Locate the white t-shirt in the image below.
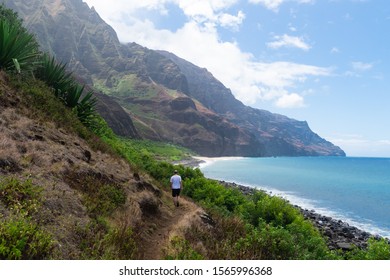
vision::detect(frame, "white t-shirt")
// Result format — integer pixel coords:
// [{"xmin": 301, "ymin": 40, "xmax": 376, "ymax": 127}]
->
[{"xmin": 170, "ymin": 174, "xmax": 182, "ymax": 189}]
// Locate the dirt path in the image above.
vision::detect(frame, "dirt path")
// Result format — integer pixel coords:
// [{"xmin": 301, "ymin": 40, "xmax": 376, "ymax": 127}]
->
[{"xmin": 138, "ymin": 195, "xmax": 204, "ymax": 260}]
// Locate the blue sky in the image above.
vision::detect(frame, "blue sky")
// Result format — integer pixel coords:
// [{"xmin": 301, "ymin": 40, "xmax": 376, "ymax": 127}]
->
[{"xmin": 83, "ymin": 0, "xmax": 390, "ymax": 157}]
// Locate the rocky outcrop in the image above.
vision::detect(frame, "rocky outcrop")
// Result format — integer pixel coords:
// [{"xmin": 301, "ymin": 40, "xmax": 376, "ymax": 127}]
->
[
  {"xmin": 169, "ymin": 97, "xmax": 196, "ymax": 111},
  {"xmin": 94, "ymin": 92, "xmax": 140, "ymax": 138}
]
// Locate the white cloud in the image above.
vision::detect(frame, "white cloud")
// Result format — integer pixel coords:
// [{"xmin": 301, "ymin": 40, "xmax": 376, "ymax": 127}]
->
[
  {"xmin": 351, "ymin": 61, "xmax": 373, "ymax": 72},
  {"xmin": 218, "ymin": 11, "xmax": 245, "ymax": 30},
  {"xmin": 83, "ymin": 0, "xmax": 330, "ymax": 107},
  {"xmin": 248, "ymin": 0, "xmax": 284, "ymax": 12},
  {"xmin": 84, "ymin": 0, "xmax": 244, "ymax": 31},
  {"xmin": 344, "ymin": 61, "xmax": 374, "ymax": 77},
  {"xmin": 177, "ymin": 0, "xmax": 238, "ymax": 18},
  {"xmin": 288, "ymin": 23, "xmax": 297, "ymax": 32},
  {"xmin": 84, "ymin": 0, "xmax": 169, "ymax": 17},
  {"xmin": 249, "ymin": 0, "xmax": 314, "ymax": 12},
  {"xmin": 275, "ymin": 93, "xmax": 306, "ymax": 108},
  {"xmin": 267, "ymin": 34, "xmax": 311, "ymax": 51},
  {"xmin": 331, "ymin": 47, "xmax": 340, "ymax": 54}
]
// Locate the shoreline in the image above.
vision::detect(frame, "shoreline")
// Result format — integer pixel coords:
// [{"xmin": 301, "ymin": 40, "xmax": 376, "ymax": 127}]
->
[
  {"xmin": 177, "ymin": 156, "xmax": 389, "ymax": 250},
  {"xmin": 219, "ymin": 180, "xmax": 383, "ymax": 250}
]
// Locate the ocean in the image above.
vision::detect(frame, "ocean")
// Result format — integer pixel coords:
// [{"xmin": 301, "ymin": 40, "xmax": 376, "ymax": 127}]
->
[{"xmin": 198, "ymin": 156, "xmax": 390, "ymax": 239}]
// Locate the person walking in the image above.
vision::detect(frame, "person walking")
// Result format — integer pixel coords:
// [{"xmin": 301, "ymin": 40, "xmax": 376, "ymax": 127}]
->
[{"xmin": 170, "ymin": 170, "xmax": 183, "ymax": 207}]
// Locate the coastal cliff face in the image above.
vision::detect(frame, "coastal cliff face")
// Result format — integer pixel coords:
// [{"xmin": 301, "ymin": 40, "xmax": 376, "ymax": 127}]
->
[
  {"xmin": 158, "ymin": 51, "xmax": 345, "ymax": 157},
  {"xmin": 3, "ymin": 0, "xmax": 345, "ymax": 157}
]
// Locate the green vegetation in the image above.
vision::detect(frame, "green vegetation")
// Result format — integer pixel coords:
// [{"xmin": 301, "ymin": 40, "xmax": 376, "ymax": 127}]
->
[
  {"xmin": 74, "ymin": 217, "xmax": 137, "ymax": 260},
  {"xmin": 13, "ymin": 65, "xmax": 351, "ymax": 260},
  {"xmin": 0, "ymin": 177, "xmax": 42, "ymax": 215},
  {"xmin": 0, "ymin": 178, "xmax": 53, "ymax": 259},
  {"xmin": 0, "ymin": 5, "xmax": 40, "ymax": 74},
  {"xmin": 164, "ymin": 236, "xmax": 204, "ymax": 260},
  {"xmin": 91, "ymin": 116, "xmax": 194, "ymax": 165},
  {"xmin": 64, "ymin": 170, "xmax": 126, "ymax": 218},
  {"xmin": 0, "ymin": 6, "xmax": 97, "ymax": 127},
  {"xmin": 167, "ymin": 175, "xmax": 334, "ymax": 259},
  {"xmin": 89, "ymin": 120, "xmax": 336, "ymax": 259},
  {"xmin": 34, "ymin": 54, "xmax": 98, "ymax": 127},
  {"xmin": 62, "ymin": 169, "xmax": 136, "ymax": 260},
  {"xmin": 1, "ymin": 4, "xmax": 389, "ymax": 260},
  {"xmin": 345, "ymin": 238, "xmax": 390, "ymax": 260},
  {"xmin": 86, "ymin": 108, "xmax": 390, "ymax": 260},
  {"xmin": 118, "ymin": 139, "xmax": 194, "ymax": 162},
  {"xmin": 0, "ymin": 216, "xmax": 53, "ymax": 260},
  {"xmin": 93, "ymin": 73, "xmax": 158, "ymax": 99}
]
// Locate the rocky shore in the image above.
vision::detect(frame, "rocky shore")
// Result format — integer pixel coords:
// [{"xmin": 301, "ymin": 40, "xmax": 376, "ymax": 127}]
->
[{"xmin": 219, "ymin": 180, "xmax": 388, "ymax": 250}]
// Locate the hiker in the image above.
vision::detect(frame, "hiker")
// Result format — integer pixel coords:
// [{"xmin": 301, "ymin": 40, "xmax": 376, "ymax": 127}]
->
[{"xmin": 170, "ymin": 170, "xmax": 183, "ymax": 207}]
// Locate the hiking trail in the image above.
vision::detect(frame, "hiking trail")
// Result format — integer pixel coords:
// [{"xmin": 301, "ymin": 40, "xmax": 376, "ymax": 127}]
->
[{"xmin": 138, "ymin": 196, "xmax": 204, "ymax": 260}]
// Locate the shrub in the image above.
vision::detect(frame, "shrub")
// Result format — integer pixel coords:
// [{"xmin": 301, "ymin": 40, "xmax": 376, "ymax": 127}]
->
[
  {"xmin": 75, "ymin": 217, "xmax": 137, "ymax": 260},
  {"xmin": 345, "ymin": 238, "xmax": 390, "ymax": 260},
  {"xmin": 0, "ymin": 216, "xmax": 53, "ymax": 260},
  {"xmin": 64, "ymin": 170, "xmax": 126, "ymax": 217},
  {"xmin": 253, "ymin": 195, "xmax": 300, "ymax": 227},
  {"xmin": 104, "ymin": 225, "xmax": 137, "ymax": 259},
  {"xmin": 85, "ymin": 184, "xmax": 126, "ymax": 217},
  {"xmin": 0, "ymin": 177, "xmax": 42, "ymax": 215},
  {"xmin": 0, "ymin": 177, "xmax": 53, "ymax": 259},
  {"xmin": 164, "ymin": 236, "xmax": 204, "ymax": 260}
]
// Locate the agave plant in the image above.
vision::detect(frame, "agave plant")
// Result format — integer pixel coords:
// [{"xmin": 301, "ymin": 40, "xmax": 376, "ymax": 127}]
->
[
  {"xmin": 0, "ymin": 19, "xmax": 40, "ymax": 73},
  {"xmin": 74, "ymin": 90, "xmax": 98, "ymax": 126},
  {"xmin": 63, "ymin": 83, "xmax": 85, "ymax": 108},
  {"xmin": 35, "ymin": 54, "xmax": 73, "ymax": 99},
  {"xmin": 35, "ymin": 54, "xmax": 97, "ymax": 126}
]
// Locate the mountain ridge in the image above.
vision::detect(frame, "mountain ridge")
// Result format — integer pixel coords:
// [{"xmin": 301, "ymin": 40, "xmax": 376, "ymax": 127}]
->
[{"xmin": 3, "ymin": 0, "xmax": 345, "ymax": 157}]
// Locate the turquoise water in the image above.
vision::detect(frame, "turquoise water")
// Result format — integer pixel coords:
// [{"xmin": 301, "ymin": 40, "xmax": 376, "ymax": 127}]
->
[{"xmin": 199, "ymin": 157, "xmax": 390, "ymax": 238}]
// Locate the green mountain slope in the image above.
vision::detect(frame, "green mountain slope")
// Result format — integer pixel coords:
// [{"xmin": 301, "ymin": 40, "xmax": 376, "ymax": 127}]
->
[{"xmin": 3, "ymin": 0, "xmax": 345, "ymax": 157}]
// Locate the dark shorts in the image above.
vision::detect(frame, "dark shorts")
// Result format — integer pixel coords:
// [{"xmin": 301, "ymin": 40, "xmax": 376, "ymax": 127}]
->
[{"xmin": 172, "ymin": 188, "xmax": 181, "ymax": 197}]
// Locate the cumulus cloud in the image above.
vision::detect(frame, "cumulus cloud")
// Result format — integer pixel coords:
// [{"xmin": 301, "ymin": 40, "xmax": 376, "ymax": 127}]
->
[
  {"xmin": 83, "ymin": 0, "xmax": 330, "ymax": 107},
  {"xmin": 267, "ymin": 34, "xmax": 311, "ymax": 51},
  {"xmin": 218, "ymin": 11, "xmax": 245, "ymax": 30},
  {"xmin": 275, "ymin": 93, "xmax": 306, "ymax": 108}
]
